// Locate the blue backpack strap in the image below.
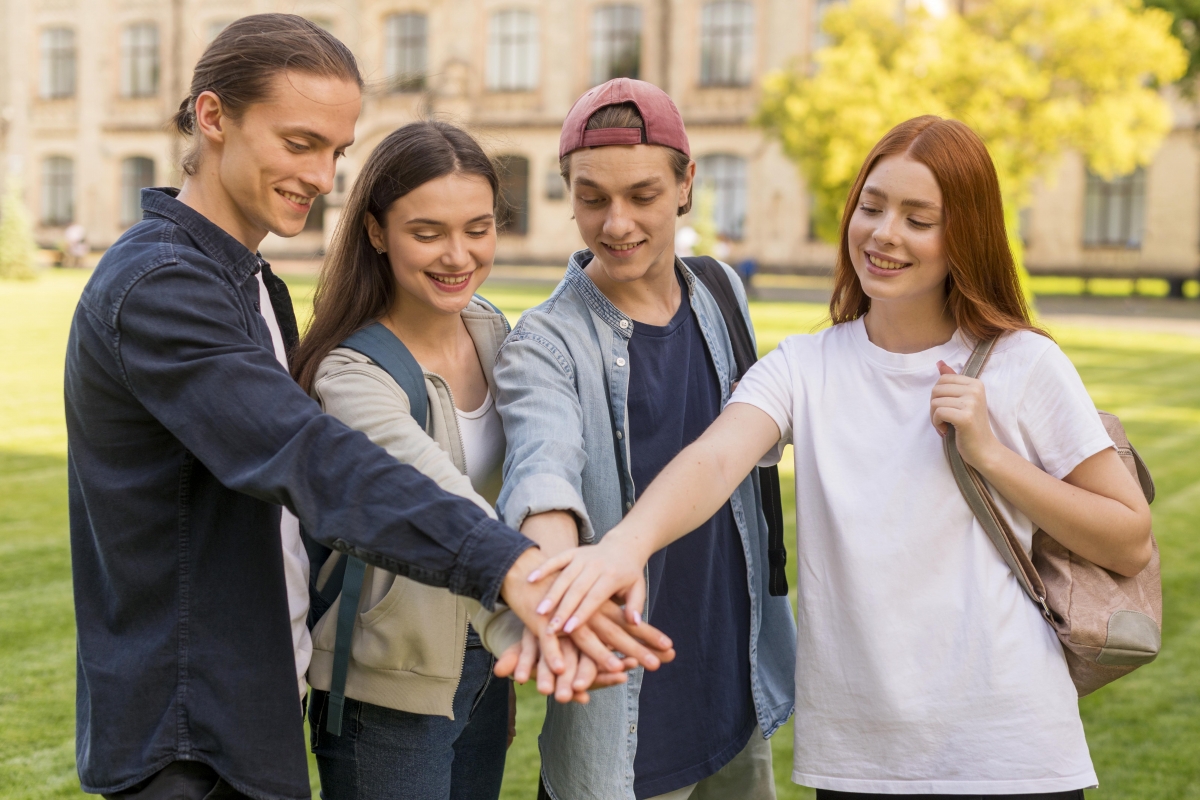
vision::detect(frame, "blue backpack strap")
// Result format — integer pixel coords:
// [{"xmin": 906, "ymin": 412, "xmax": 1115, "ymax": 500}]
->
[{"xmin": 321, "ymin": 322, "xmax": 428, "ymax": 735}]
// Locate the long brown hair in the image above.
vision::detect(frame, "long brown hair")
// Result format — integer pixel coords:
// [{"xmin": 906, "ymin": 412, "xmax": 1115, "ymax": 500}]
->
[
  {"xmin": 830, "ymin": 115, "xmax": 1045, "ymax": 343},
  {"xmin": 172, "ymin": 14, "xmax": 363, "ymax": 176},
  {"xmin": 291, "ymin": 121, "xmax": 500, "ymax": 393}
]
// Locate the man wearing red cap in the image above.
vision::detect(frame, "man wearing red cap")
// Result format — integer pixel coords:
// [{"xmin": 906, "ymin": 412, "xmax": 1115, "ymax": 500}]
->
[{"xmin": 493, "ymin": 79, "xmax": 796, "ymax": 800}]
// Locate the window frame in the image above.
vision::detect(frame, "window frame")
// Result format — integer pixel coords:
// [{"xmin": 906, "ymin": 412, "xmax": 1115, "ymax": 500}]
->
[
  {"xmin": 41, "ymin": 156, "xmax": 75, "ymax": 226},
  {"xmin": 120, "ymin": 157, "xmax": 156, "ymax": 228},
  {"xmin": 120, "ymin": 22, "xmax": 160, "ymax": 99},
  {"xmin": 699, "ymin": 0, "xmax": 755, "ymax": 88},
  {"xmin": 591, "ymin": 5, "xmax": 642, "ymax": 85},
  {"xmin": 385, "ymin": 12, "xmax": 428, "ymax": 92},
  {"xmin": 696, "ymin": 153, "xmax": 748, "ymax": 240},
  {"xmin": 496, "ymin": 154, "xmax": 531, "ymax": 236},
  {"xmin": 40, "ymin": 27, "xmax": 76, "ymax": 100},
  {"xmin": 1082, "ymin": 168, "xmax": 1146, "ymax": 249},
  {"xmin": 487, "ymin": 9, "xmax": 540, "ymax": 92}
]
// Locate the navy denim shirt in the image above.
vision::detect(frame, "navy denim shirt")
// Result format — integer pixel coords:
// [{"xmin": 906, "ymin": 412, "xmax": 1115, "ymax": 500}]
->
[{"xmin": 65, "ymin": 188, "xmax": 533, "ymax": 799}]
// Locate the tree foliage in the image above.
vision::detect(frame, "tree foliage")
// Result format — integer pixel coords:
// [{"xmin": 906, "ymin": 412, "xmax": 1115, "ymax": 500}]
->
[
  {"xmin": 1145, "ymin": 0, "xmax": 1200, "ymax": 87},
  {"xmin": 758, "ymin": 0, "xmax": 1188, "ymax": 245},
  {"xmin": 0, "ymin": 178, "xmax": 38, "ymax": 281}
]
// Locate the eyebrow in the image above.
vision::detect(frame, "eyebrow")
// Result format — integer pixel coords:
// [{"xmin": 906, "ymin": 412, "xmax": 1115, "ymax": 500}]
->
[
  {"xmin": 574, "ymin": 177, "xmax": 665, "ymax": 192},
  {"xmin": 403, "ymin": 214, "xmax": 495, "ymax": 226},
  {"xmin": 862, "ymin": 185, "xmax": 940, "ymax": 211}
]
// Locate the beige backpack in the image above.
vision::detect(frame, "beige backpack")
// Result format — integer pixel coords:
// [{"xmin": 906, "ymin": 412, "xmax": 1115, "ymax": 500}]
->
[{"xmin": 945, "ymin": 337, "xmax": 1161, "ymax": 696}]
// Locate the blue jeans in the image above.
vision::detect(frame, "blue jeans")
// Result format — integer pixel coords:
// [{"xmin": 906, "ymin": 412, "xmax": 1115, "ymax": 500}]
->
[{"xmin": 310, "ymin": 646, "xmax": 509, "ymax": 800}]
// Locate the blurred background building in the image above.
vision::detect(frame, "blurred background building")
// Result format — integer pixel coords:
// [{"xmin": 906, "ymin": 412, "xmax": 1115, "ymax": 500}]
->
[{"xmin": 0, "ymin": 0, "xmax": 1196, "ymax": 289}]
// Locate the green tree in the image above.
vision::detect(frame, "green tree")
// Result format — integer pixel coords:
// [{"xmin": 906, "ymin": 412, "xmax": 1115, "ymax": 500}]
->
[
  {"xmin": 1145, "ymin": 0, "xmax": 1200, "ymax": 88},
  {"xmin": 0, "ymin": 177, "xmax": 38, "ymax": 281},
  {"xmin": 757, "ymin": 0, "xmax": 1187, "ymax": 279}
]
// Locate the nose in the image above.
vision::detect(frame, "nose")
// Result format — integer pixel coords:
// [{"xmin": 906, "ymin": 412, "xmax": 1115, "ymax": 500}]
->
[
  {"xmin": 873, "ymin": 209, "xmax": 902, "ymax": 247},
  {"xmin": 300, "ymin": 153, "xmax": 337, "ymax": 198},
  {"xmin": 602, "ymin": 198, "xmax": 636, "ymax": 240},
  {"xmin": 441, "ymin": 232, "xmax": 472, "ymax": 270}
]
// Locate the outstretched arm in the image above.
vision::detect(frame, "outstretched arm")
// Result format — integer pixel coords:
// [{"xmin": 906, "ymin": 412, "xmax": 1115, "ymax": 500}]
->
[{"xmin": 529, "ymin": 402, "xmax": 782, "ymax": 634}]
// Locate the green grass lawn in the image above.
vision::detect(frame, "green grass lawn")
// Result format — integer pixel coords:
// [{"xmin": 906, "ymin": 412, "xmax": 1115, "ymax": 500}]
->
[{"xmin": 1, "ymin": 270, "xmax": 1197, "ymax": 798}]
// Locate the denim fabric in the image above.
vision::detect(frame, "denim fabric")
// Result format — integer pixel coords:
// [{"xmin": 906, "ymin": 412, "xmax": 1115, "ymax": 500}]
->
[
  {"xmin": 66, "ymin": 188, "xmax": 533, "ymax": 800},
  {"xmin": 310, "ymin": 647, "xmax": 508, "ymax": 800},
  {"xmin": 101, "ymin": 762, "xmax": 253, "ymax": 800},
  {"xmin": 494, "ymin": 251, "xmax": 797, "ymax": 800}
]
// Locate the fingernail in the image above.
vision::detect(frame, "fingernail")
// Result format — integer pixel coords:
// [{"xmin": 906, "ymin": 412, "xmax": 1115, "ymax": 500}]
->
[
  {"xmin": 536, "ymin": 600, "xmax": 552, "ymax": 615},
  {"xmin": 527, "ymin": 570, "xmax": 541, "ymax": 583},
  {"xmin": 646, "ymin": 655, "xmax": 660, "ymax": 669},
  {"xmin": 633, "ymin": 611, "xmax": 642, "ymax": 625},
  {"xmin": 548, "ymin": 617, "xmax": 560, "ymax": 632},
  {"xmin": 608, "ymin": 657, "xmax": 622, "ymax": 671},
  {"xmin": 564, "ymin": 616, "xmax": 579, "ymax": 633},
  {"xmin": 661, "ymin": 636, "xmax": 672, "ymax": 648}
]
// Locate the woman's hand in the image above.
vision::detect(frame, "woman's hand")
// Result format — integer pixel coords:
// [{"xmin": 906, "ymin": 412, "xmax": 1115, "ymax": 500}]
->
[
  {"xmin": 930, "ymin": 360, "xmax": 1002, "ymax": 469},
  {"xmin": 527, "ymin": 533, "xmax": 650, "ymax": 639}
]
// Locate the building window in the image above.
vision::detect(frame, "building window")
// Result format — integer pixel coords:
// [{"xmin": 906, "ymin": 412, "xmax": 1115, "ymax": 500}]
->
[
  {"xmin": 385, "ymin": 13, "xmax": 428, "ymax": 92},
  {"xmin": 497, "ymin": 155, "xmax": 530, "ymax": 235},
  {"xmin": 1083, "ymin": 168, "xmax": 1145, "ymax": 249},
  {"xmin": 488, "ymin": 10, "xmax": 539, "ymax": 92},
  {"xmin": 700, "ymin": 1, "xmax": 754, "ymax": 87},
  {"xmin": 121, "ymin": 23, "xmax": 160, "ymax": 98},
  {"xmin": 697, "ymin": 154, "xmax": 747, "ymax": 240},
  {"xmin": 40, "ymin": 28, "xmax": 76, "ymax": 99},
  {"xmin": 120, "ymin": 157, "xmax": 155, "ymax": 227},
  {"xmin": 42, "ymin": 157, "xmax": 74, "ymax": 226},
  {"xmin": 592, "ymin": 5, "xmax": 642, "ymax": 84}
]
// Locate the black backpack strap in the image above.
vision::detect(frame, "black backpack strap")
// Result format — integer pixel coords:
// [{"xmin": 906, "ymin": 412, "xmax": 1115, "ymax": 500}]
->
[
  {"xmin": 684, "ymin": 257, "xmax": 789, "ymax": 598},
  {"xmin": 315, "ymin": 322, "xmax": 429, "ymax": 735}
]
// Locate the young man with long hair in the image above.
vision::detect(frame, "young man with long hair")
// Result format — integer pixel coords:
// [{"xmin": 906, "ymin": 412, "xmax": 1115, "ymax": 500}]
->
[{"xmin": 64, "ymin": 17, "xmax": 666, "ymax": 800}]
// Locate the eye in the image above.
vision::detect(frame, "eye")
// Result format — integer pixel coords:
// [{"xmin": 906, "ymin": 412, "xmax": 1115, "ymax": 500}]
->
[
  {"xmin": 285, "ymin": 140, "xmax": 309, "ymax": 152},
  {"xmin": 334, "ymin": 150, "xmax": 346, "ymax": 160},
  {"xmin": 578, "ymin": 195, "xmax": 604, "ymax": 207},
  {"xmin": 633, "ymin": 194, "xmax": 659, "ymax": 204},
  {"xmin": 466, "ymin": 228, "xmax": 491, "ymax": 238},
  {"xmin": 908, "ymin": 218, "xmax": 935, "ymax": 230},
  {"xmin": 413, "ymin": 232, "xmax": 439, "ymax": 242},
  {"xmin": 859, "ymin": 203, "xmax": 880, "ymax": 214}
]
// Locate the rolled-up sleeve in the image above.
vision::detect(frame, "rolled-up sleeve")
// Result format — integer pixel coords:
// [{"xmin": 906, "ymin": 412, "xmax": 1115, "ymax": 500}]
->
[
  {"xmin": 115, "ymin": 263, "xmax": 532, "ymax": 609},
  {"xmin": 494, "ymin": 326, "xmax": 595, "ymax": 542}
]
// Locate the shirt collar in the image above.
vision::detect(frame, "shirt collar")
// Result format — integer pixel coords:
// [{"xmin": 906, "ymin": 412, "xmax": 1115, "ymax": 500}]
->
[{"xmin": 140, "ymin": 187, "xmax": 264, "ymax": 281}]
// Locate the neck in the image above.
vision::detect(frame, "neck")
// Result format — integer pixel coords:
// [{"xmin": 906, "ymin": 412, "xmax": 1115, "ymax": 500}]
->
[
  {"xmin": 381, "ymin": 290, "xmax": 468, "ymax": 363},
  {"xmin": 585, "ymin": 249, "xmax": 681, "ymax": 325},
  {"xmin": 176, "ymin": 167, "xmax": 267, "ymax": 253},
  {"xmin": 862, "ymin": 290, "xmax": 957, "ymax": 354}
]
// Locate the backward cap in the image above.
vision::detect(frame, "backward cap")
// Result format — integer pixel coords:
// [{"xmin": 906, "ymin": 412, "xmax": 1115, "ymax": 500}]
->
[{"xmin": 559, "ymin": 78, "xmax": 690, "ymax": 159}]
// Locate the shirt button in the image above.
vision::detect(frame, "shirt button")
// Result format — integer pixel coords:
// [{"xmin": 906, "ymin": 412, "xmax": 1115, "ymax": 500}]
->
[
  {"xmin": 616, "ymin": 358, "xmax": 626, "ymax": 367},
  {"xmin": 625, "ymin": 501, "xmax": 633, "ymax": 510},
  {"xmin": 253, "ymin": 300, "xmax": 260, "ymax": 311},
  {"xmin": 630, "ymin": 724, "xmax": 637, "ymax": 733},
  {"xmin": 615, "ymin": 430, "xmax": 623, "ymax": 440},
  {"xmin": 619, "ymin": 320, "xmax": 629, "ymax": 329}
]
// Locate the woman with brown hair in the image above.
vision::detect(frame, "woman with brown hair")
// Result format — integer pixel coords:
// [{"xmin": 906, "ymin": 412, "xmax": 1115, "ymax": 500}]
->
[{"xmin": 525, "ymin": 116, "xmax": 1153, "ymax": 798}]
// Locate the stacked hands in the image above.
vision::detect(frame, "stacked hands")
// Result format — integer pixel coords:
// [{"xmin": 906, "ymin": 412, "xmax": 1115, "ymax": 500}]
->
[{"xmin": 494, "ymin": 362, "xmax": 1003, "ymax": 704}]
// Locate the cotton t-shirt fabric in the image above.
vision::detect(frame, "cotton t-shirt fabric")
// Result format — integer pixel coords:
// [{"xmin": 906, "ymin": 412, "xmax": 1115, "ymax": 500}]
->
[
  {"xmin": 456, "ymin": 389, "xmax": 505, "ymax": 504},
  {"xmin": 255, "ymin": 271, "xmax": 312, "ymax": 700},
  {"xmin": 628, "ymin": 271, "xmax": 756, "ymax": 799},
  {"xmin": 728, "ymin": 319, "xmax": 1112, "ymax": 795}
]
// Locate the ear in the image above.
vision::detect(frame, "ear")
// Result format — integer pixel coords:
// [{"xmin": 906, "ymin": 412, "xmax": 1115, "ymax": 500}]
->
[
  {"xmin": 678, "ymin": 160, "xmax": 696, "ymax": 208},
  {"xmin": 364, "ymin": 213, "xmax": 387, "ymax": 252},
  {"xmin": 192, "ymin": 90, "xmax": 227, "ymax": 149}
]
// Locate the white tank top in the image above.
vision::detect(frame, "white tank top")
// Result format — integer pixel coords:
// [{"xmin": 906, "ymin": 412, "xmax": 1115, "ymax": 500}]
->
[{"xmin": 456, "ymin": 390, "xmax": 505, "ymax": 503}]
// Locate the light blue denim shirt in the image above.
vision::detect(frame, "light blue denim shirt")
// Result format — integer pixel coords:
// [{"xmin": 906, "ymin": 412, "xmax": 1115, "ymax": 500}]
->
[{"xmin": 495, "ymin": 250, "xmax": 797, "ymax": 800}]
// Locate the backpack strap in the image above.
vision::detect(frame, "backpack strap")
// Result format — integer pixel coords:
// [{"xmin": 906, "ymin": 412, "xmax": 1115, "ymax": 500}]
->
[
  {"xmin": 319, "ymin": 321, "xmax": 429, "ymax": 735},
  {"xmin": 683, "ymin": 256, "xmax": 789, "ymax": 598}
]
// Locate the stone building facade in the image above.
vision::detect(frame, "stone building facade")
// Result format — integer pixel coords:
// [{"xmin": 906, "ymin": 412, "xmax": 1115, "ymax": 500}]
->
[{"xmin": 0, "ymin": 0, "xmax": 1197, "ymax": 287}]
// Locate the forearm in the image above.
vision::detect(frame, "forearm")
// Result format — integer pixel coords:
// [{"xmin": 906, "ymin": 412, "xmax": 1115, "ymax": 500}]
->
[
  {"xmin": 521, "ymin": 510, "xmax": 581, "ymax": 556},
  {"xmin": 975, "ymin": 445, "xmax": 1152, "ymax": 576}
]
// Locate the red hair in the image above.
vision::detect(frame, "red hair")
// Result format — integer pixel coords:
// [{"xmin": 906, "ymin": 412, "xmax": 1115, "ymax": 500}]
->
[{"xmin": 830, "ymin": 115, "xmax": 1046, "ymax": 343}]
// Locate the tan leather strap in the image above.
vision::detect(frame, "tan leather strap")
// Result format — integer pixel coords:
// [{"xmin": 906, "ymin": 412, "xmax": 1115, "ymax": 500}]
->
[{"xmin": 944, "ymin": 337, "xmax": 1054, "ymax": 621}]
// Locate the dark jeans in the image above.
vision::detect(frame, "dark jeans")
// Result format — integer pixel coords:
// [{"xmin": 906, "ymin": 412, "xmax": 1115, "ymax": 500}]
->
[
  {"xmin": 816, "ymin": 790, "xmax": 1086, "ymax": 799},
  {"xmin": 311, "ymin": 646, "xmax": 509, "ymax": 800},
  {"xmin": 102, "ymin": 761, "xmax": 252, "ymax": 800}
]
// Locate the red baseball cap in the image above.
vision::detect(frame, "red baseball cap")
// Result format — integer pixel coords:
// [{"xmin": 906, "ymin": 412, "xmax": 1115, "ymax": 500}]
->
[{"xmin": 559, "ymin": 78, "xmax": 690, "ymax": 159}]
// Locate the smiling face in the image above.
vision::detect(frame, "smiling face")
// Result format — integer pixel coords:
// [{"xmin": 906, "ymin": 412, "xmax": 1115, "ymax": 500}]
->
[
  {"xmin": 847, "ymin": 154, "xmax": 949, "ymax": 308},
  {"xmin": 568, "ymin": 144, "xmax": 693, "ymax": 284},
  {"xmin": 366, "ymin": 172, "xmax": 496, "ymax": 316},
  {"xmin": 213, "ymin": 71, "xmax": 360, "ymax": 243}
]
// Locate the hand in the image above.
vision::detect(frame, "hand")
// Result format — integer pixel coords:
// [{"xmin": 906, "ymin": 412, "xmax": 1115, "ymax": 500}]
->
[
  {"xmin": 527, "ymin": 535, "xmax": 649, "ymax": 642},
  {"xmin": 495, "ymin": 628, "xmax": 631, "ymax": 704},
  {"xmin": 501, "ymin": 549, "xmax": 673, "ymax": 676},
  {"xmin": 931, "ymin": 360, "xmax": 1001, "ymax": 469}
]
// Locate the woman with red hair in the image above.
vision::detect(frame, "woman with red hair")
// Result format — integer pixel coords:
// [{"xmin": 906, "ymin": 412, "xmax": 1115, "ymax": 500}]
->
[{"xmin": 528, "ymin": 116, "xmax": 1153, "ymax": 798}]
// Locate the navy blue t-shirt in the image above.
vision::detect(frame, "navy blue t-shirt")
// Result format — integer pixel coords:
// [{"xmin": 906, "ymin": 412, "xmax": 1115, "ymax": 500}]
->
[{"xmin": 627, "ymin": 271, "xmax": 755, "ymax": 798}]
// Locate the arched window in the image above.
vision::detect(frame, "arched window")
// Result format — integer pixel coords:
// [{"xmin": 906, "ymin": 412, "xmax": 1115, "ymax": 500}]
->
[
  {"xmin": 121, "ymin": 23, "xmax": 160, "ymax": 98},
  {"xmin": 700, "ymin": 1, "xmax": 754, "ymax": 87},
  {"xmin": 40, "ymin": 28, "xmax": 76, "ymax": 99},
  {"xmin": 592, "ymin": 5, "xmax": 642, "ymax": 84},
  {"xmin": 120, "ymin": 157, "xmax": 155, "ymax": 227},
  {"xmin": 488, "ymin": 10, "xmax": 539, "ymax": 91},
  {"xmin": 496, "ymin": 155, "xmax": 530, "ymax": 235},
  {"xmin": 42, "ymin": 157, "xmax": 74, "ymax": 226},
  {"xmin": 696, "ymin": 154, "xmax": 747, "ymax": 240},
  {"xmin": 1083, "ymin": 168, "xmax": 1145, "ymax": 249},
  {"xmin": 385, "ymin": 13, "xmax": 428, "ymax": 92}
]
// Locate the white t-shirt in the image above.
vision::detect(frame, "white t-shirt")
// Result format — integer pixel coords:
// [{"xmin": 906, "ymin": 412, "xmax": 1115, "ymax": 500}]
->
[
  {"xmin": 256, "ymin": 272, "xmax": 312, "ymax": 700},
  {"xmin": 728, "ymin": 318, "xmax": 1112, "ymax": 795},
  {"xmin": 456, "ymin": 389, "xmax": 505, "ymax": 504}
]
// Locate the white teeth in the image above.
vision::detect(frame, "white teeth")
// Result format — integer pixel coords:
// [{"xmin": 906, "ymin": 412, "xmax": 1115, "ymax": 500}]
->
[
  {"xmin": 430, "ymin": 274, "xmax": 469, "ymax": 285},
  {"xmin": 607, "ymin": 242, "xmax": 642, "ymax": 251},
  {"xmin": 867, "ymin": 253, "xmax": 908, "ymax": 270},
  {"xmin": 279, "ymin": 190, "xmax": 312, "ymax": 206}
]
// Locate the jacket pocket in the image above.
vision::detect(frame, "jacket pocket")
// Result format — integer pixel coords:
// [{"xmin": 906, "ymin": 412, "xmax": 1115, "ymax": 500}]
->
[{"xmin": 353, "ymin": 574, "xmax": 462, "ymax": 679}]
